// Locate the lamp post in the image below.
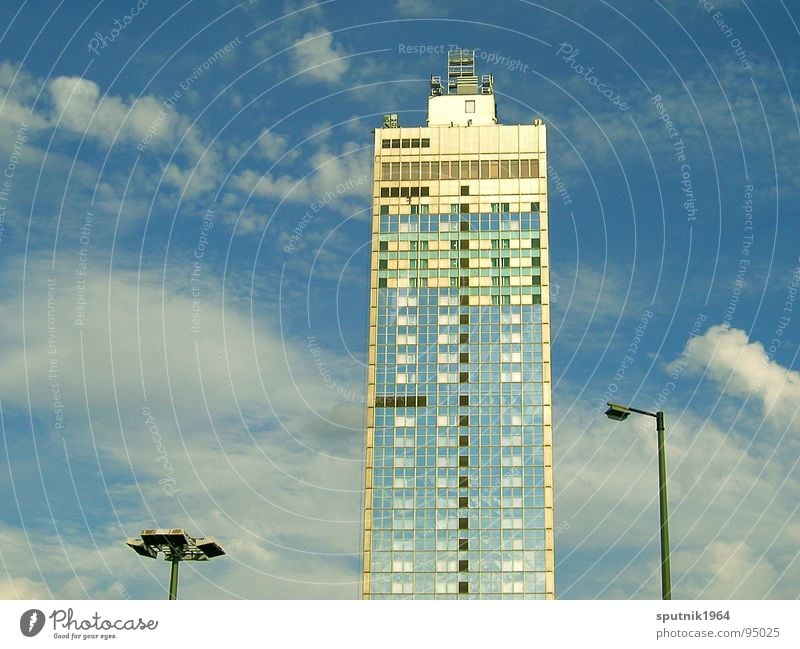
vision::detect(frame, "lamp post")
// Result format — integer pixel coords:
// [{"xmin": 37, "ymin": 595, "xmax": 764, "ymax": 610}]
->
[
  {"xmin": 605, "ymin": 402, "xmax": 672, "ymax": 600},
  {"xmin": 126, "ymin": 528, "xmax": 225, "ymax": 600}
]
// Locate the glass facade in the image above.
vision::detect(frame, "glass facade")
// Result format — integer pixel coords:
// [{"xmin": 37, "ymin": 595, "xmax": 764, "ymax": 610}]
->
[{"xmin": 363, "ymin": 54, "xmax": 553, "ymax": 599}]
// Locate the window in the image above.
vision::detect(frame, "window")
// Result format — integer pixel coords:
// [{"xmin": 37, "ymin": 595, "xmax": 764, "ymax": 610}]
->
[
  {"xmin": 381, "ymin": 139, "xmax": 391, "ymax": 148},
  {"xmin": 411, "ymin": 138, "xmax": 420, "ymax": 148},
  {"xmin": 450, "ymin": 204, "xmax": 460, "ymax": 214},
  {"xmin": 459, "ymin": 538, "xmax": 469, "ymax": 551},
  {"xmin": 459, "ymin": 455, "xmax": 469, "ymax": 467},
  {"xmin": 531, "ymin": 201, "xmax": 540, "ymax": 213},
  {"xmin": 379, "ymin": 241, "xmax": 388, "ymax": 251},
  {"xmin": 391, "ymin": 139, "xmax": 400, "ymax": 148},
  {"xmin": 458, "ymin": 517, "xmax": 469, "ymax": 530},
  {"xmin": 459, "ymin": 395, "xmax": 470, "ymax": 406},
  {"xmin": 465, "ymin": 100, "xmax": 475, "ymax": 113},
  {"xmin": 380, "ymin": 187, "xmax": 389, "ymax": 197},
  {"xmin": 459, "ymin": 220, "xmax": 470, "ymax": 232},
  {"xmin": 459, "ymin": 372, "xmax": 469, "ymax": 383},
  {"xmin": 460, "ymin": 203, "xmax": 470, "ymax": 214},
  {"xmin": 401, "ymin": 139, "xmax": 411, "ymax": 148},
  {"xmin": 459, "ymin": 415, "xmax": 469, "ymax": 426},
  {"xmin": 379, "ymin": 205, "xmax": 389, "ymax": 215},
  {"xmin": 460, "ymin": 185, "xmax": 470, "ymax": 196},
  {"xmin": 458, "ymin": 559, "xmax": 469, "ymax": 571},
  {"xmin": 459, "ymin": 581, "xmax": 469, "ymax": 593},
  {"xmin": 378, "ymin": 278, "xmax": 387, "ymax": 288},
  {"xmin": 459, "ymin": 435, "xmax": 469, "ymax": 447},
  {"xmin": 379, "ymin": 259, "xmax": 388, "ymax": 270},
  {"xmin": 421, "ymin": 138, "xmax": 430, "ymax": 147},
  {"xmin": 410, "ymin": 241, "xmax": 418, "ymax": 251},
  {"xmin": 459, "ymin": 477, "xmax": 469, "ymax": 488}
]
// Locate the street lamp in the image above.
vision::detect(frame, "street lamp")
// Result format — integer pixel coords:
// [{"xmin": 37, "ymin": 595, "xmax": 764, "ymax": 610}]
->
[
  {"xmin": 125, "ymin": 528, "xmax": 225, "ymax": 600},
  {"xmin": 605, "ymin": 402, "xmax": 672, "ymax": 600}
]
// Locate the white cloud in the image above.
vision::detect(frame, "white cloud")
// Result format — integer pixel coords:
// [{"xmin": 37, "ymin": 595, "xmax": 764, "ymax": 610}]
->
[
  {"xmin": 228, "ymin": 139, "xmax": 371, "ymax": 232},
  {"xmin": 291, "ymin": 29, "xmax": 349, "ymax": 83},
  {"xmin": 0, "ymin": 60, "xmax": 50, "ymax": 133},
  {"xmin": 672, "ymin": 324, "xmax": 800, "ymax": 427},
  {"xmin": 0, "ymin": 576, "xmax": 52, "ymax": 599},
  {"xmin": 0, "ymin": 255, "xmax": 364, "ymax": 597},
  {"xmin": 394, "ymin": 0, "xmax": 448, "ymax": 16},
  {"xmin": 48, "ymin": 76, "xmax": 175, "ymax": 148},
  {"xmin": 257, "ymin": 129, "xmax": 290, "ymax": 161}
]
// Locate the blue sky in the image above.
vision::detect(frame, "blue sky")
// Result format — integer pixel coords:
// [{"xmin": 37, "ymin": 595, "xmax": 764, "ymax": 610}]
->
[{"xmin": 0, "ymin": 0, "xmax": 798, "ymax": 599}]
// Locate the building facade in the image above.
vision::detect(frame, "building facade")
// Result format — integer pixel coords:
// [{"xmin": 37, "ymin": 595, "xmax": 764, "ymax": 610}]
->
[{"xmin": 362, "ymin": 50, "xmax": 554, "ymax": 599}]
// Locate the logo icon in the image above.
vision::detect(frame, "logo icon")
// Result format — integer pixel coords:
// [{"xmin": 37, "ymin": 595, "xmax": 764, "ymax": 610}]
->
[{"xmin": 20, "ymin": 609, "xmax": 45, "ymax": 637}]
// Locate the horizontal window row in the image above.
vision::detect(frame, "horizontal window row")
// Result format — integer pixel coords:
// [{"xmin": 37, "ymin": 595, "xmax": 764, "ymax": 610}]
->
[
  {"xmin": 379, "ymin": 159, "xmax": 540, "ymax": 181},
  {"xmin": 381, "ymin": 137, "xmax": 431, "ymax": 149}
]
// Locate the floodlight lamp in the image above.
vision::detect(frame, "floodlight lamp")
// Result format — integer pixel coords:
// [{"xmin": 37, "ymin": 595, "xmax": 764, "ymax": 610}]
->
[
  {"xmin": 126, "ymin": 538, "xmax": 157, "ymax": 559},
  {"xmin": 195, "ymin": 537, "xmax": 226, "ymax": 559},
  {"xmin": 605, "ymin": 403, "xmax": 631, "ymax": 422},
  {"xmin": 140, "ymin": 528, "xmax": 190, "ymax": 549}
]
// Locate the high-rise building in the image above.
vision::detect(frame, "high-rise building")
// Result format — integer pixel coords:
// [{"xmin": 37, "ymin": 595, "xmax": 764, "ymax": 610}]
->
[{"xmin": 362, "ymin": 50, "xmax": 554, "ymax": 599}]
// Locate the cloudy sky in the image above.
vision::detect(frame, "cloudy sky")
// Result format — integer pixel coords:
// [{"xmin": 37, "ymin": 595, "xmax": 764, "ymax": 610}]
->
[{"xmin": 0, "ymin": 0, "xmax": 798, "ymax": 600}]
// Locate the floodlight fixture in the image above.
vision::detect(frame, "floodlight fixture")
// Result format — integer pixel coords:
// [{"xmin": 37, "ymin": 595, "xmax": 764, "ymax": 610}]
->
[
  {"xmin": 125, "ymin": 528, "xmax": 226, "ymax": 599},
  {"xmin": 604, "ymin": 402, "xmax": 632, "ymax": 421}
]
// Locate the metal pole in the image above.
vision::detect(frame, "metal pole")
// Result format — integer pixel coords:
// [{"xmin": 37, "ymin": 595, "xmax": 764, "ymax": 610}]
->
[
  {"xmin": 168, "ymin": 556, "xmax": 180, "ymax": 600},
  {"xmin": 656, "ymin": 411, "xmax": 672, "ymax": 600}
]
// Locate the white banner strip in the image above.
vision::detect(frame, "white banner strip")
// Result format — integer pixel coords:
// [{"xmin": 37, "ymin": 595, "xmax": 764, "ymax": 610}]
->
[{"xmin": 2, "ymin": 600, "xmax": 797, "ymax": 647}]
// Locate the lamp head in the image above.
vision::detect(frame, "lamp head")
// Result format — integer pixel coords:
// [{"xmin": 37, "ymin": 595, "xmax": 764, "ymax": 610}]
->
[
  {"xmin": 126, "ymin": 538, "xmax": 157, "ymax": 559},
  {"xmin": 605, "ymin": 403, "xmax": 631, "ymax": 422}
]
